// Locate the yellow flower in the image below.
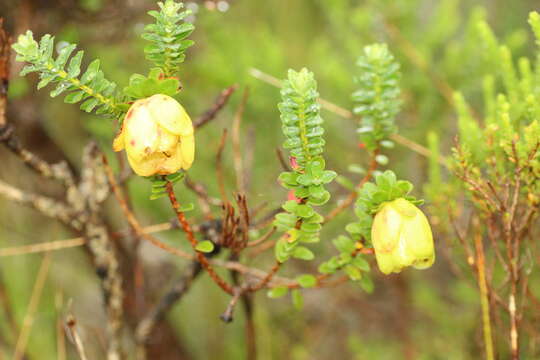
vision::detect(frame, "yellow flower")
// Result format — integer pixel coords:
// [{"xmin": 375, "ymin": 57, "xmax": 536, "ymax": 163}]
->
[
  {"xmin": 371, "ymin": 198, "xmax": 435, "ymax": 275},
  {"xmin": 113, "ymin": 94, "xmax": 195, "ymax": 177}
]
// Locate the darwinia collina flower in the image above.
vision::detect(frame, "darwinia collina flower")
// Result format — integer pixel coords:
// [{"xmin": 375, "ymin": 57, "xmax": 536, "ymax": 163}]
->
[
  {"xmin": 113, "ymin": 94, "xmax": 195, "ymax": 176},
  {"xmin": 371, "ymin": 198, "xmax": 435, "ymax": 275}
]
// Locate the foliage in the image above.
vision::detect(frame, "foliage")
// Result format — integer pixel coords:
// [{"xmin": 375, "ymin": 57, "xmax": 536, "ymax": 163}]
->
[
  {"xmin": 142, "ymin": 0, "xmax": 195, "ymax": 77},
  {"xmin": 353, "ymin": 44, "xmax": 401, "ymax": 151},
  {"xmin": 12, "ymin": 31, "xmax": 123, "ymax": 116},
  {"xmin": 318, "ymin": 170, "xmax": 422, "ymax": 289},
  {"xmin": 123, "ymin": 68, "xmax": 181, "ymax": 100},
  {"xmin": 5, "ymin": 0, "xmax": 540, "ymax": 359},
  {"xmin": 273, "ymin": 68, "xmax": 336, "ymax": 263}
]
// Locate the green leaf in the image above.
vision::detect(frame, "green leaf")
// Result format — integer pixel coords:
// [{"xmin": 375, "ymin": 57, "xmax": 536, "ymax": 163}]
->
[
  {"xmin": 344, "ymin": 265, "xmax": 362, "ymax": 281},
  {"xmin": 319, "ymin": 170, "xmax": 337, "ymax": 184},
  {"xmin": 300, "ymin": 222, "xmax": 321, "ymax": 234},
  {"xmin": 291, "ymin": 289, "xmax": 304, "ymax": 310},
  {"xmin": 55, "ymin": 43, "xmax": 76, "ymax": 68},
  {"xmin": 274, "ymin": 238, "xmax": 290, "ymax": 263},
  {"xmin": 268, "ymin": 286, "xmax": 289, "ymax": 298},
  {"xmin": 149, "ymin": 192, "xmax": 167, "ymax": 200},
  {"xmin": 292, "ymin": 246, "xmax": 314, "ymax": 261},
  {"xmin": 351, "ymin": 256, "xmax": 371, "ymax": 272},
  {"xmin": 359, "ymin": 275, "xmax": 374, "ymax": 293},
  {"xmin": 376, "ymin": 170, "xmax": 397, "ymax": 190},
  {"xmin": 318, "ymin": 262, "xmax": 335, "ymax": 274},
  {"xmin": 282, "ymin": 200, "xmax": 298, "ymax": 213},
  {"xmin": 309, "ymin": 156, "xmax": 325, "ymax": 175},
  {"xmin": 80, "ymin": 98, "xmax": 99, "ymax": 112},
  {"xmin": 50, "ymin": 82, "xmax": 70, "ymax": 97},
  {"xmin": 195, "ymin": 240, "xmax": 214, "ymax": 253},
  {"xmin": 274, "ymin": 213, "xmax": 298, "ymax": 229},
  {"xmin": 296, "ymin": 174, "xmax": 314, "ymax": 186},
  {"xmin": 178, "ymin": 203, "xmax": 194, "ymax": 212},
  {"xmin": 67, "ymin": 50, "xmax": 84, "ymax": 78},
  {"xmin": 345, "ymin": 222, "xmax": 363, "ymax": 235},
  {"xmin": 37, "ymin": 75, "xmax": 56, "ymax": 90},
  {"xmin": 64, "ymin": 91, "xmax": 85, "ymax": 104},
  {"xmin": 297, "ymin": 274, "xmax": 317, "ymax": 288},
  {"xmin": 307, "ymin": 191, "xmax": 330, "ymax": 206},
  {"xmin": 166, "ymin": 172, "xmax": 185, "ymax": 183},
  {"xmin": 332, "ymin": 236, "xmax": 356, "ymax": 254},
  {"xmin": 81, "ymin": 59, "xmax": 100, "ymax": 84},
  {"xmin": 295, "ymin": 204, "xmax": 314, "ymax": 218}
]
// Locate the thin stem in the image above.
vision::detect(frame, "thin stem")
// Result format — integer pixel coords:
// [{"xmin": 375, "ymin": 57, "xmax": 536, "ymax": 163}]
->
[
  {"xmin": 474, "ymin": 229, "xmax": 495, "ymax": 360},
  {"xmin": 165, "ymin": 181, "xmax": 234, "ymax": 295},
  {"xmin": 194, "ymin": 85, "xmax": 238, "ymax": 129},
  {"xmin": 13, "ymin": 254, "xmax": 51, "ymax": 360}
]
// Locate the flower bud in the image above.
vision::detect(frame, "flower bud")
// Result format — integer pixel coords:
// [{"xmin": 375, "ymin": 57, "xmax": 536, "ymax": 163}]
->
[
  {"xmin": 113, "ymin": 94, "xmax": 195, "ymax": 176},
  {"xmin": 371, "ymin": 198, "xmax": 435, "ymax": 274}
]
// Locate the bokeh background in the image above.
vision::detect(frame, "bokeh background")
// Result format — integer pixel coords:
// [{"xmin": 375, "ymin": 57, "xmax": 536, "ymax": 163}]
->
[{"xmin": 0, "ymin": 0, "xmax": 539, "ymax": 359}]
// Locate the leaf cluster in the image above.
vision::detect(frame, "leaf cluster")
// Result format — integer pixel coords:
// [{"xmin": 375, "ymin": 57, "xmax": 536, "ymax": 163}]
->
[
  {"xmin": 353, "ymin": 43, "xmax": 402, "ymax": 150},
  {"xmin": 273, "ymin": 68, "xmax": 337, "ymax": 264},
  {"xmin": 123, "ymin": 68, "xmax": 181, "ymax": 100},
  {"xmin": 452, "ymin": 12, "xmax": 540, "ymax": 197},
  {"xmin": 12, "ymin": 31, "xmax": 122, "ymax": 116},
  {"xmin": 318, "ymin": 170, "xmax": 421, "ymax": 290},
  {"xmin": 142, "ymin": 0, "xmax": 195, "ymax": 77}
]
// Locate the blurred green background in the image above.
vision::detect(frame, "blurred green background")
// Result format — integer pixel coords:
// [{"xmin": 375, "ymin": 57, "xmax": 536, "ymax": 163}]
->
[{"xmin": 0, "ymin": 0, "xmax": 539, "ymax": 359}]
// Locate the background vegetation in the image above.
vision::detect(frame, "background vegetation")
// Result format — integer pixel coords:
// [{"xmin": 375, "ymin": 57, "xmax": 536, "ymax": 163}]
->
[{"xmin": 0, "ymin": 0, "xmax": 539, "ymax": 359}]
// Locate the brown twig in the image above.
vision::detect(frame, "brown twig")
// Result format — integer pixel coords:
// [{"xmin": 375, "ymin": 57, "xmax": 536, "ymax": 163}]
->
[
  {"xmin": 0, "ymin": 124, "xmax": 76, "ymax": 187},
  {"xmin": 102, "ymin": 154, "xmax": 198, "ymax": 262},
  {"xmin": 135, "ymin": 261, "xmax": 202, "ymax": 354},
  {"xmin": 165, "ymin": 181, "xmax": 234, "ymax": 295},
  {"xmin": 194, "ymin": 85, "xmax": 238, "ymax": 129},
  {"xmin": 65, "ymin": 313, "xmax": 89, "ymax": 360},
  {"xmin": 247, "ymin": 226, "xmax": 276, "ymax": 248},
  {"xmin": 248, "ymin": 261, "xmax": 281, "ymax": 292},
  {"xmin": 220, "ymin": 287, "xmax": 243, "ymax": 323},
  {"xmin": 0, "ymin": 179, "xmax": 79, "ymax": 228},
  {"xmin": 216, "ymin": 128, "xmax": 229, "ymax": 201},
  {"xmin": 0, "ymin": 18, "xmax": 10, "ymax": 129},
  {"xmin": 232, "ymin": 87, "xmax": 249, "ymax": 193}
]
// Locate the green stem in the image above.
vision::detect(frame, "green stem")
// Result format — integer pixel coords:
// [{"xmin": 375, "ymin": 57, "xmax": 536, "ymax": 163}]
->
[
  {"xmin": 297, "ymin": 98, "xmax": 311, "ymax": 163},
  {"xmin": 46, "ymin": 63, "xmax": 118, "ymax": 112}
]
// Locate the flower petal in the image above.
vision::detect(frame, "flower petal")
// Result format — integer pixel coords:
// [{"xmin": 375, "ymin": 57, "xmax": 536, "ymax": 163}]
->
[
  {"xmin": 155, "ymin": 146, "xmax": 183, "ymax": 175},
  {"xmin": 148, "ymin": 94, "xmax": 194, "ymax": 136},
  {"xmin": 179, "ymin": 133, "xmax": 195, "ymax": 169},
  {"xmin": 112, "ymin": 126, "xmax": 125, "ymax": 152},
  {"xmin": 124, "ymin": 104, "xmax": 160, "ymax": 162},
  {"xmin": 127, "ymin": 153, "xmax": 162, "ymax": 177},
  {"xmin": 157, "ymin": 128, "xmax": 179, "ymax": 153}
]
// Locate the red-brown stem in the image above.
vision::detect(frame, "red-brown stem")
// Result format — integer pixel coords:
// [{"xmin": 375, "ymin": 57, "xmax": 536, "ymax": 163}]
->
[{"xmin": 165, "ymin": 182, "xmax": 234, "ymax": 295}]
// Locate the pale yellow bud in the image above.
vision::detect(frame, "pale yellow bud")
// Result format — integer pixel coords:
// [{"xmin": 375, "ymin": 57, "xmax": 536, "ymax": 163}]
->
[
  {"xmin": 371, "ymin": 198, "xmax": 435, "ymax": 275},
  {"xmin": 113, "ymin": 94, "xmax": 195, "ymax": 176}
]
